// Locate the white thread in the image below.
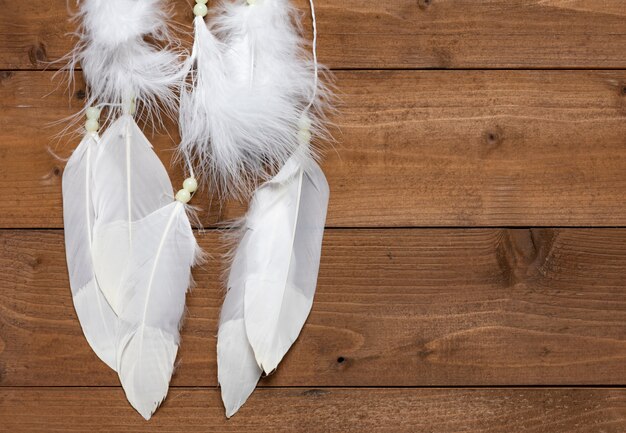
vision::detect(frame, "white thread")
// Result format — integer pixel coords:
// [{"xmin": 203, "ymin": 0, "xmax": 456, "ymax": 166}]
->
[
  {"xmin": 183, "ymin": 153, "xmax": 195, "ymax": 179},
  {"xmin": 95, "ymin": 102, "xmax": 124, "ymax": 109},
  {"xmin": 306, "ymin": 0, "xmax": 318, "ymax": 111}
]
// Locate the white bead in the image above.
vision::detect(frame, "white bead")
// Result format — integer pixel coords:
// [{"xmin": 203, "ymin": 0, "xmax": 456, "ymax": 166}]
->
[
  {"xmin": 85, "ymin": 107, "xmax": 100, "ymax": 120},
  {"xmin": 193, "ymin": 3, "xmax": 208, "ymax": 16},
  {"xmin": 297, "ymin": 129, "xmax": 312, "ymax": 145},
  {"xmin": 298, "ymin": 114, "xmax": 312, "ymax": 131},
  {"xmin": 247, "ymin": 0, "xmax": 256, "ymax": 5},
  {"xmin": 85, "ymin": 119, "xmax": 99, "ymax": 133},
  {"xmin": 176, "ymin": 189, "xmax": 192, "ymax": 204},
  {"xmin": 195, "ymin": 0, "xmax": 208, "ymax": 3},
  {"xmin": 183, "ymin": 177, "xmax": 198, "ymax": 193}
]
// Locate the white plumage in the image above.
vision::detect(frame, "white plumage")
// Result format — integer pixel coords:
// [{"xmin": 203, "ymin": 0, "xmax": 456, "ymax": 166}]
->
[
  {"xmin": 218, "ymin": 151, "xmax": 329, "ymax": 416},
  {"xmin": 62, "ymin": 132, "xmax": 118, "ymax": 370},
  {"xmin": 63, "ymin": 0, "xmax": 202, "ymax": 422},
  {"xmin": 62, "ymin": 0, "xmax": 334, "ymax": 422},
  {"xmin": 89, "ymin": 115, "xmax": 201, "ymax": 420},
  {"xmin": 90, "ymin": 116, "xmax": 173, "ymax": 313},
  {"xmin": 179, "ymin": 0, "xmax": 331, "ymax": 198},
  {"xmin": 114, "ymin": 201, "xmax": 199, "ymax": 420},
  {"xmin": 86, "ymin": 119, "xmax": 201, "ymax": 420},
  {"xmin": 69, "ymin": 0, "xmax": 184, "ymax": 124},
  {"xmin": 217, "ymin": 282, "xmax": 262, "ymax": 418},
  {"xmin": 78, "ymin": 0, "xmax": 170, "ymax": 46}
]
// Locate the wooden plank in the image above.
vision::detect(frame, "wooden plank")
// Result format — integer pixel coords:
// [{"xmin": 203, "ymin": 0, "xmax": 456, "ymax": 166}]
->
[
  {"xmin": 2, "ymin": 1, "xmax": 626, "ymax": 70},
  {"xmin": 1, "ymin": 70, "xmax": 626, "ymax": 227},
  {"xmin": 1, "ymin": 387, "xmax": 625, "ymax": 432},
  {"xmin": 1, "ymin": 228, "xmax": 625, "ymax": 387}
]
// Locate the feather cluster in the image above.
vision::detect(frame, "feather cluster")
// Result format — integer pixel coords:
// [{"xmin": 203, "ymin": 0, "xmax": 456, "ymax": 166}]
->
[
  {"xmin": 179, "ymin": 0, "xmax": 332, "ymax": 198},
  {"xmin": 218, "ymin": 150, "xmax": 329, "ymax": 417},
  {"xmin": 94, "ymin": 118, "xmax": 201, "ymax": 420},
  {"xmin": 62, "ymin": 0, "xmax": 335, "ymax": 422},
  {"xmin": 68, "ymin": 0, "xmax": 183, "ymax": 124},
  {"xmin": 62, "ymin": 0, "xmax": 201, "ymax": 421},
  {"xmin": 178, "ymin": 0, "xmax": 335, "ymax": 418},
  {"xmin": 64, "ymin": 115, "xmax": 202, "ymax": 420}
]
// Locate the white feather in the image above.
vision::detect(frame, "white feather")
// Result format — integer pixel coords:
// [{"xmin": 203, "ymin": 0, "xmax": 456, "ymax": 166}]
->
[
  {"xmin": 114, "ymin": 201, "xmax": 199, "ymax": 420},
  {"xmin": 218, "ymin": 151, "xmax": 329, "ymax": 416},
  {"xmin": 63, "ymin": 0, "xmax": 200, "ymax": 421},
  {"xmin": 78, "ymin": 0, "xmax": 170, "ymax": 47},
  {"xmin": 69, "ymin": 0, "xmax": 184, "ymax": 124},
  {"xmin": 179, "ymin": 0, "xmax": 332, "ymax": 198},
  {"xmin": 89, "ymin": 115, "xmax": 200, "ymax": 419},
  {"xmin": 62, "ymin": 133, "xmax": 118, "ymax": 370},
  {"xmin": 90, "ymin": 115, "xmax": 173, "ymax": 313},
  {"xmin": 217, "ymin": 269, "xmax": 263, "ymax": 418}
]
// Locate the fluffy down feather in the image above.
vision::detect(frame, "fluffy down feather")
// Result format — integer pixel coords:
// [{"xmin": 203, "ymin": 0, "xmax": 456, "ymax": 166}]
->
[
  {"xmin": 69, "ymin": 0, "xmax": 184, "ymax": 125},
  {"xmin": 179, "ymin": 0, "xmax": 332, "ymax": 198},
  {"xmin": 78, "ymin": 0, "xmax": 170, "ymax": 47}
]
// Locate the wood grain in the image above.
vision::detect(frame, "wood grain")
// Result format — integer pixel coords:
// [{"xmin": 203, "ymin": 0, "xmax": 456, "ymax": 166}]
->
[
  {"xmin": 1, "ymin": 228, "xmax": 625, "ymax": 387},
  {"xmin": 1, "ymin": 387, "xmax": 626, "ymax": 432},
  {"xmin": 1, "ymin": 70, "xmax": 626, "ymax": 228},
  {"xmin": 2, "ymin": 1, "xmax": 626, "ymax": 70},
  {"xmin": 2, "ymin": 1, "xmax": 624, "ymax": 430}
]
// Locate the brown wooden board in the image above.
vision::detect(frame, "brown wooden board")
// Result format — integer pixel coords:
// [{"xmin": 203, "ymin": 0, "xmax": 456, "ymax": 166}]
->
[
  {"xmin": 1, "ymin": 70, "xmax": 626, "ymax": 228},
  {"xmin": 1, "ymin": 229, "xmax": 625, "ymax": 387},
  {"xmin": 1, "ymin": 387, "xmax": 626, "ymax": 432},
  {"xmin": 1, "ymin": 1, "xmax": 625, "ymax": 429},
  {"xmin": 2, "ymin": 1, "xmax": 626, "ymax": 70}
]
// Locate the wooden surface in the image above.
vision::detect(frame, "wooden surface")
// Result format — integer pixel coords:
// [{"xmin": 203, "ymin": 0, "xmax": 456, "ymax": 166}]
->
[
  {"xmin": 0, "ymin": 0, "xmax": 625, "ymax": 431},
  {"xmin": 2, "ymin": 0, "xmax": 626, "ymax": 69},
  {"xmin": 2, "ymin": 229, "xmax": 626, "ymax": 388},
  {"xmin": 2, "ymin": 70, "xmax": 626, "ymax": 227},
  {"xmin": 2, "ymin": 388, "xmax": 626, "ymax": 433}
]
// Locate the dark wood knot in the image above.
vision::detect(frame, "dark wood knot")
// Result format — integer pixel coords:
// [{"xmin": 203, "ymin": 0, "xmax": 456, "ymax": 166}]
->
[{"xmin": 28, "ymin": 43, "xmax": 48, "ymax": 65}]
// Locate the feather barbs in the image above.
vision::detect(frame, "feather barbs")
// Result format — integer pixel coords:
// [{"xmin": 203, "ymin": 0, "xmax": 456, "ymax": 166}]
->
[
  {"xmin": 179, "ymin": 0, "xmax": 333, "ymax": 199},
  {"xmin": 218, "ymin": 152, "xmax": 329, "ymax": 415}
]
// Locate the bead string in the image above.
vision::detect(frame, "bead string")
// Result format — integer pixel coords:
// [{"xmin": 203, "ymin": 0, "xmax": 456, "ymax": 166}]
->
[{"xmin": 193, "ymin": 0, "xmax": 208, "ymax": 17}]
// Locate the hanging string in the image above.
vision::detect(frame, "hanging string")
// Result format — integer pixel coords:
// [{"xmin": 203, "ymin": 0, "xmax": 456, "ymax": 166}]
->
[
  {"xmin": 305, "ymin": 0, "xmax": 318, "ymax": 111},
  {"xmin": 183, "ymin": 153, "xmax": 195, "ymax": 179}
]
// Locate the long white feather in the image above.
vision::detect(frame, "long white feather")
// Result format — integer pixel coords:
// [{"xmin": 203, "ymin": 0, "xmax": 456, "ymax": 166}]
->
[
  {"xmin": 179, "ymin": 0, "xmax": 331, "ymax": 198},
  {"xmin": 217, "ymin": 259, "xmax": 263, "ymax": 418},
  {"xmin": 89, "ymin": 115, "xmax": 200, "ymax": 419},
  {"xmin": 114, "ymin": 201, "xmax": 199, "ymax": 420},
  {"xmin": 63, "ymin": 0, "xmax": 200, "ymax": 421},
  {"xmin": 62, "ymin": 132, "xmax": 118, "ymax": 370},
  {"xmin": 90, "ymin": 115, "xmax": 173, "ymax": 313},
  {"xmin": 218, "ymin": 151, "xmax": 329, "ymax": 416},
  {"xmin": 69, "ymin": 0, "xmax": 184, "ymax": 124}
]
